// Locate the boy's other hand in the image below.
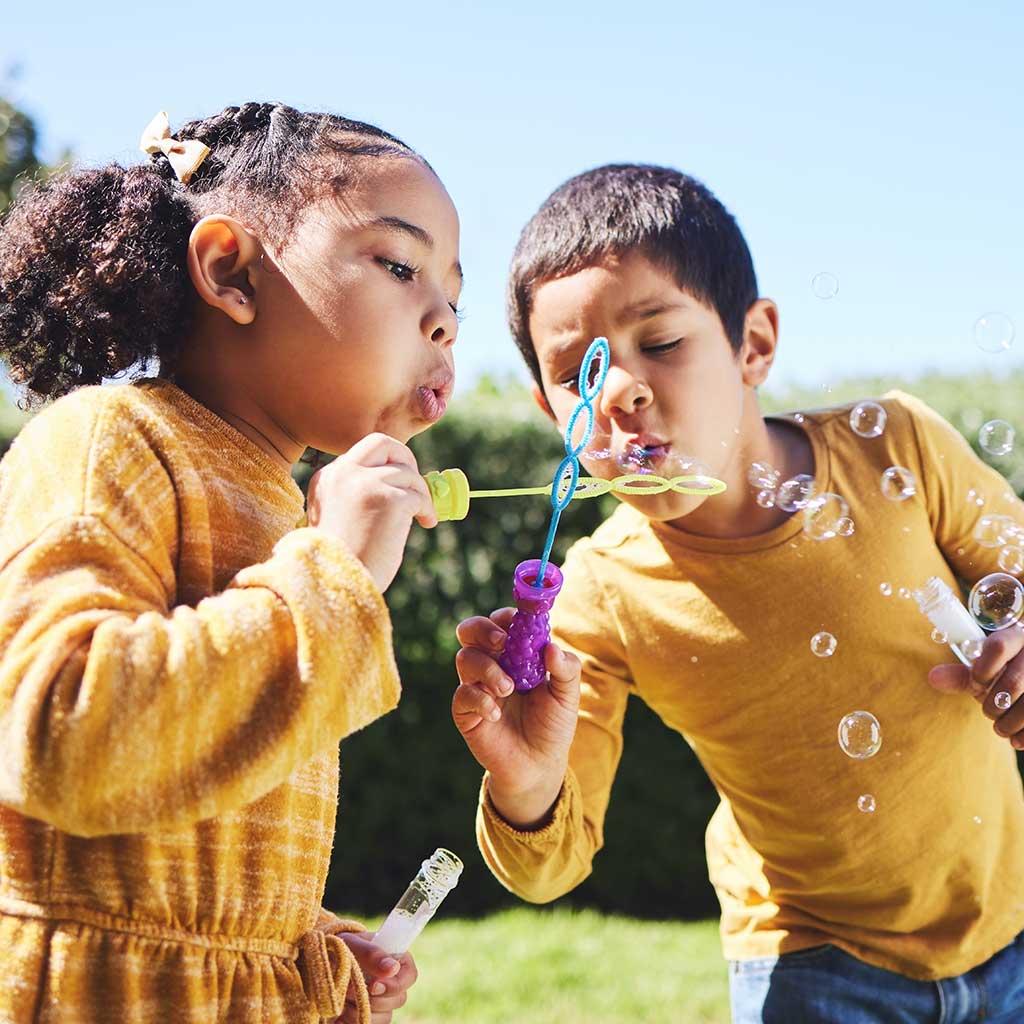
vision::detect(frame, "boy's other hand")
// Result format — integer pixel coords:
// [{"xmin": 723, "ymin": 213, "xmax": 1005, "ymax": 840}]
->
[
  {"xmin": 336, "ymin": 931, "xmax": 417, "ymax": 1024},
  {"xmin": 453, "ymin": 609, "xmax": 580, "ymax": 827},
  {"xmin": 928, "ymin": 623, "xmax": 1024, "ymax": 749}
]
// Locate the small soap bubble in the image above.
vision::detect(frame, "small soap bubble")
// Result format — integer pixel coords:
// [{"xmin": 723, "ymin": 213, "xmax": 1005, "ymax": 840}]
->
[
  {"xmin": 838, "ymin": 711, "xmax": 882, "ymax": 759},
  {"xmin": 975, "ymin": 514, "xmax": 1014, "ymax": 548},
  {"xmin": 931, "ymin": 627, "xmax": 948, "ymax": 644},
  {"xmin": 810, "ymin": 631, "xmax": 837, "ymax": 657},
  {"xmin": 879, "ymin": 582, "xmax": 893, "ymax": 596},
  {"xmin": 880, "ymin": 466, "xmax": 916, "ymax": 502},
  {"xmin": 974, "ymin": 312, "xmax": 1015, "ymax": 354},
  {"xmin": 777, "ymin": 474, "xmax": 815, "ymax": 512},
  {"xmin": 837, "ymin": 517, "xmax": 855, "ymax": 537},
  {"xmin": 967, "ymin": 488, "xmax": 986, "ymax": 509},
  {"xmin": 857, "ymin": 794, "xmax": 876, "ymax": 814},
  {"xmin": 755, "ymin": 489, "xmax": 776, "ymax": 509},
  {"xmin": 898, "ymin": 587, "xmax": 912, "ymax": 600},
  {"xmin": 995, "ymin": 691, "xmax": 1013, "ymax": 711},
  {"xmin": 793, "ymin": 413, "xmax": 806, "ymax": 424},
  {"xmin": 973, "ymin": 815, "xmax": 982, "ymax": 825},
  {"xmin": 962, "ymin": 637, "xmax": 984, "ymax": 662},
  {"xmin": 747, "ymin": 461, "xmax": 780, "ymax": 491},
  {"xmin": 812, "ymin": 272, "xmax": 839, "ymax": 300},
  {"xmin": 617, "ymin": 443, "xmax": 657, "ymax": 474},
  {"xmin": 849, "ymin": 401, "xmax": 887, "ymax": 439},
  {"xmin": 998, "ymin": 545, "xmax": 1024, "ymax": 575},
  {"xmin": 968, "ymin": 572, "xmax": 1024, "ymax": 631},
  {"xmin": 803, "ymin": 492, "xmax": 849, "ymax": 541},
  {"xmin": 979, "ymin": 420, "xmax": 1015, "ymax": 457}
]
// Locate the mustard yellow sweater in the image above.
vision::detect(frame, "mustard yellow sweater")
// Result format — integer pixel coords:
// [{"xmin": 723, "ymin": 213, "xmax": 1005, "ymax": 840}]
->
[
  {"xmin": 0, "ymin": 380, "xmax": 400, "ymax": 1022},
  {"xmin": 479, "ymin": 391, "xmax": 1024, "ymax": 980}
]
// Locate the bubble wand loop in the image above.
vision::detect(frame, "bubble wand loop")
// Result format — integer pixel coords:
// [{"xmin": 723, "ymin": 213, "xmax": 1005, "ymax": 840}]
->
[{"xmin": 496, "ymin": 338, "xmax": 610, "ymax": 691}]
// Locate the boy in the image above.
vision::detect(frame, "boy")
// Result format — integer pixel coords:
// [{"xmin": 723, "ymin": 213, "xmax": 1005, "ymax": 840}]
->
[{"xmin": 452, "ymin": 164, "xmax": 1024, "ymax": 1022}]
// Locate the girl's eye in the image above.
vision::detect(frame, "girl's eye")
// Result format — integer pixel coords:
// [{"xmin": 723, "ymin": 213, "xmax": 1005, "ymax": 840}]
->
[{"xmin": 378, "ymin": 257, "xmax": 417, "ymax": 282}]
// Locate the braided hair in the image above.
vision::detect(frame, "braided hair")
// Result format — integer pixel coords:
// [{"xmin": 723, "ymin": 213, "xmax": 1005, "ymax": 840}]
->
[{"xmin": 0, "ymin": 103, "xmax": 418, "ymax": 405}]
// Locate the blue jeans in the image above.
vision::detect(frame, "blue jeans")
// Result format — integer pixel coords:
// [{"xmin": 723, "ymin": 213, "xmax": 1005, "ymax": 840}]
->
[{"xmin": 729, "ymin": 932, "xmax": 1024, "ymax": 1023}]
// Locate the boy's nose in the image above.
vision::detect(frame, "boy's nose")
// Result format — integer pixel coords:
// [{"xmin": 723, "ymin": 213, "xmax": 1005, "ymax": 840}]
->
[
  {"xmin": 599, "ymin": 366, "xmax": 653, "ymax": 417},
  {"xmin": 424, "ymin": 297, "xmax": 458, "ymax": 348}
]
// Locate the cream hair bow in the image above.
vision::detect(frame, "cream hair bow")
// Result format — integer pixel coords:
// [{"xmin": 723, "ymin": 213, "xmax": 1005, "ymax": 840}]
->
[{"xmin": 139, "ymin": 111, "xmax": 210, "ymax": 184}]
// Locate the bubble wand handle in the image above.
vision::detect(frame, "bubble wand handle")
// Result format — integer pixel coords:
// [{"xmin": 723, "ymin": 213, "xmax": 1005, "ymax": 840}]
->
[{"xmin": 498, "ymin": 337, "xmax": 610, "ymax": 691}]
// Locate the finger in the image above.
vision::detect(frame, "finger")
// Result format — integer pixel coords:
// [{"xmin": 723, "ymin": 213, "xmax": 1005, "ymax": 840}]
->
[
  {"xmin": 982, "ymin": 655, "xmax": 1024, "ymax": 721},
  {"xmin": 972, "ymin": 625, "xmax": 1024, "ymax": 687},
  {"xmin": 346, "ymin": 432, "xmax": 419, "ymax": 471},
  {"xmin": 928, "ymin": 663, "xmax": 983, "ymax": 698},
  {"xmin": 367, "ymin": 988, "xmax": 409, "ymax": 1013},
  {"xmin": 456, "ymin": 615, "xmax": 510, "ymax": 653},
  {"xmin": 543, "ymin": 642, "xmax": 581, "ymax": 701},
  {"xmin": 489, "ymin": 607, "xmax": 517, "ymax": 630},
  {"xmin": 455, "ymin": 647, "xmax": 514, "ymax": 698},
  {"xmin": 453, "ymin": 681, "xmax": 503, "ymax": 729},
  {"xmin": 410, "ymin": 471, "xmax": 438, "ymax": 529}
]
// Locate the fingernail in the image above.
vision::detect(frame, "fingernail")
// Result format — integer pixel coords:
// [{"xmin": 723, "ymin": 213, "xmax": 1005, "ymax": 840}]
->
[
  {"xmin": 490, "ymin": 630, "xmax": 505, "ymax": 647},
  {"xmin": 381, "ymin": 957, "xmax": 399, "ymax": 972},
  {"xmin": 371, "ymin": 981, "xmax": 387, "ymax": 996},
  {"xmin": 488, "ymin": 707, "xmax": 501, "ymax": 721}
]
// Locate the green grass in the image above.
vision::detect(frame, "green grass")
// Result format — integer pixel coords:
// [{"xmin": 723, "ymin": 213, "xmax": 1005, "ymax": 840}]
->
[{"xmin": 366, "ymin": 908, "xmax": 730, "ymax": 1024}]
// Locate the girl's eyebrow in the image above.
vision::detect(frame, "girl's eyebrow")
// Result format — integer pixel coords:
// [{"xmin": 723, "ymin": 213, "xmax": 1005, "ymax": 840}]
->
[{"xmin": 368, "ymin": 215, "xmax": 464, "ymax": 282}]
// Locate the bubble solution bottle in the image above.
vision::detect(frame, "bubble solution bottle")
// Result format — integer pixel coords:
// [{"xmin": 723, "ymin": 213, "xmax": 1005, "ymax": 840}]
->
[
  {"xmin": 913, "ymin": 576, "xmax": 986, "ymax": 666},
  {"xmin": 498, "ymin": 559, "xmax": 564, "ymax": 692},
  {"xmin": 372, "ymin": 848, "xmax": 463, "ymax": 956}
]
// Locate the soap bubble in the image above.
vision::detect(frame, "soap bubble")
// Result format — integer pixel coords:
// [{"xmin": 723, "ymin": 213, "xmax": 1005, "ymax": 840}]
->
[
  {"xmin": 974, "ymin": 312, "xmax": 1014, "ymax": 354},
  {"xmin": 879, "ymin": 582, "xmax": 893, "ymax": 596},
  {"xmin": 975, "ymin": 514, "xmax": 1015, "ymax": 548},
  {"xmin": 803, "ymin": 492, "xmax": 849, "ymax": 541},
  {"xmin": 979, "ymin": 420, "xmax": 1015, "ymax": 457},
  {"xmin": 617, "ymin": 443, "xmax": 658, "ymax": 474},
  {"xmin": 898, "ymin": 587, "xmax": 912, "ymax": 600},
  {"xmin": 998, "ymin": 546, "xmax": 1024, "ymax": 576},
  {"xmin": 995, "ymin": 691, "xmax": 1013, "ymax": 711},
  {"xmin": 837, "ymin": 517, "xmax": 855, "ymax": 537},
  {"xmin": 811, "ymin": 631, "xmax": 837, "ymax": 657},
  {"xmin": 812, "ymin": 272, "xmax": 839, "ymax": 300},
  {"xmin": 755, "ymin": 489, "xmax": 776, "ymax": 509},
  {"xmin": 777, "ymin": 474, "xmax": 815, "ymax": 512},
  {"xmin": 747, "ymin": 461, "xmax": 780, "ymax": 491},
  {"xmin": 793, "ymin": 413, "xmax": 806, "ymax": 424},
  {"xmin": 962, "ymin": 638, "xmax": 984, "ymax": 662},
  {"xmin": 931, "ymin": 627, "xmax": 948, "ymax": 644},
  {"xmin": 849, "ymin": 401, "xmax": 887, "ymax": 439},
  {"xmin": 857, "ymin": 794, "xmax": 877, "ymax": 814},
  {"xmin": 880, "ymin": 466, "xmax": 916, "ymax": 502},
  {"xmin": 967, "ymin": 488, "xmax": 986, "ymax": 509},
  {"xmin": 968, "ymin": 572, "xmax": 1024, "ymax": 631},
  {"xmin": 838, "ymin": 711, "xmax": 882, "ymax": 759}
]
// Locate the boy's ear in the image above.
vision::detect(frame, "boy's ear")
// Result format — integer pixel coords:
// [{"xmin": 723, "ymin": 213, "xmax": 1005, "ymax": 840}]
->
[
  {"xmin": 531, "ymin": 383, "xmax": 557, "ymax": 423},
  {"xmin": 186, "ymin": 215, "xmax": 262, "ymax": 326},
  {"xmin": 739, "ymin": 299, "xmax": 779, "ymax": 387}
]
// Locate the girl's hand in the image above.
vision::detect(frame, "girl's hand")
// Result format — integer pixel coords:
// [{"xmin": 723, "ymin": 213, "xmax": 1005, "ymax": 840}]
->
[
  {"xmin": 307, "ymin": 433, "xmax": 437, "ymax": 593},
  {"xmin": 928, "ymin": 623, "xmax": 1024, "ymax": 749},
  {"xmin": 453, "ymin": 608, "xmax": 581, "ymax": 828},
  {"xmin": 336, "ymin": 932, "xmax": 417, "ymax": 1024}
]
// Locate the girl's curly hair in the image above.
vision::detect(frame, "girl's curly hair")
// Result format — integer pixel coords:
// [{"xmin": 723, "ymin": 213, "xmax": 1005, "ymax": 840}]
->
[{"xmin": 0, "ymin": 102, "xmax": 417, "ymax": 406}]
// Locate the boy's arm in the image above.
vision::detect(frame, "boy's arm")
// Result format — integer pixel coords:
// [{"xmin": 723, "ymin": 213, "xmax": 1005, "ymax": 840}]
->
[{"xmin": 472, "ymin": 547, "xmax": 632, "ymax": 903}]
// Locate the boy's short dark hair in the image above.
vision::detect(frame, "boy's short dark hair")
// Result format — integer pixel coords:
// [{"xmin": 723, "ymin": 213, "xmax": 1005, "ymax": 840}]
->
[{"xmin": 507, "ymin": 163, "xmax": 759, "ymax": 392}]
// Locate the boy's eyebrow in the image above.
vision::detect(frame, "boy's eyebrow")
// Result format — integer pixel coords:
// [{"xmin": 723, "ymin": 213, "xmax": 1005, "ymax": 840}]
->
[
  {"xmin": 369, "ymin": 215, "xmax": 464, "ymax": 282},
  {"xmin": 616, "ymin": 298, "xmax": 689, "ymax": 325}
]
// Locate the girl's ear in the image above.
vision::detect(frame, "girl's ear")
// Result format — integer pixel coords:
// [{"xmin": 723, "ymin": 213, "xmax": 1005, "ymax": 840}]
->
[
  {"xmin": 186, "ymin": 215, "xmax": 262, "ymax": 325},
  {"xmin": 739, "ymin": 298, "xmax": 780, "ymax": 387}
]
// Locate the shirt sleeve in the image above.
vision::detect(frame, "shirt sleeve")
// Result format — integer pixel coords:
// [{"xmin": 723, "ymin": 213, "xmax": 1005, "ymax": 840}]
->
[
  {"xmin": 892, "ymin": 390, "xmax": 1024, "ymax": 584},
  {"xmin": 0, "ymin": 408, "xmax": 400, "ymax": 838},
  {"xmin": 477, "ymin": 540, "xmax": 632, "ymax": 902}
]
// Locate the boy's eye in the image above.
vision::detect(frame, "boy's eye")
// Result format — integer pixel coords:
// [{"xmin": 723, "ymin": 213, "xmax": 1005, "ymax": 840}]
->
[
  {"xmin": 449, "ymin": 302, "xmax": 465, "ymax": 322},
  {"xmin": 378, "ymin": 257, "xmax": 417, "ymax": 282},
  {"xmin": 643, "ymin": 340, "xmax": 681, "ymax": 355}
]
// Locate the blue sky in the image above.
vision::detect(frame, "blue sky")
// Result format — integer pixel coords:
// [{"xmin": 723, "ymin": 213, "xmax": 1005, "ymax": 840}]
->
[{"xmin": 2, "ymin": 0, "xmax": 1021, "ymax": 396}]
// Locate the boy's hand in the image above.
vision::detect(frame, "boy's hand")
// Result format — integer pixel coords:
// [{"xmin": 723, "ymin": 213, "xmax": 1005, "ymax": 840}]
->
[
  {"xmin": 336, "ymin": 931, "xmax": 417, "ymax": 1024},
  {"xmin": 928, "ymin": 623, "xmax": 1024, "ymax": 749},
  {"xmin": 453, "ymin": 609, "xmax": 581, "ymax": 828},
  {"xmin": 307, "ymin": 433, "xmax": 437, "ymax": 594}
]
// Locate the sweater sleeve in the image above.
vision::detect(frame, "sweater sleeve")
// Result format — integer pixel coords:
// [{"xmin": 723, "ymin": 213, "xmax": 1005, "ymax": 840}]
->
[
  {"xmin": 476, "ymin": 542, "xmax": 631, "ymax": 902},
  {"xmin": 0, "ymin": 397, "xmax": 400, "ymax": 838}
]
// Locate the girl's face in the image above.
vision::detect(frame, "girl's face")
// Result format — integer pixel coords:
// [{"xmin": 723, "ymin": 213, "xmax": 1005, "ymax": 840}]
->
[{"xmin": 251, "ymin": 156, "xmax": 462, "ymax": 454}]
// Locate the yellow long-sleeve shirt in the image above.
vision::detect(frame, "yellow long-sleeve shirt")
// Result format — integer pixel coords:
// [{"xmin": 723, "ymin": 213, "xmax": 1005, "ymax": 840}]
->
[
  {"xmin": 479, "ymin": 391, "xmax": 1024, "ymax": 980},
  {"xmin": 0, "ymin": 380, "xmax": 401, "ymax": 1022}
]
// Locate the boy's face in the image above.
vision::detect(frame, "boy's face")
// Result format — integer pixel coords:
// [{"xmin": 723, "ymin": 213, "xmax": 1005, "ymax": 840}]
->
[{"xmin": 529, "ymin": 251, "xmax": 774, "ymax": 527}]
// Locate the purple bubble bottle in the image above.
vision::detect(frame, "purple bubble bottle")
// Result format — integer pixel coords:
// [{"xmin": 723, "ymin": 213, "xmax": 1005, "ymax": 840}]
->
[{"xmin": 499, "ymin": 559, "xmax": 564, "ymax": 692}]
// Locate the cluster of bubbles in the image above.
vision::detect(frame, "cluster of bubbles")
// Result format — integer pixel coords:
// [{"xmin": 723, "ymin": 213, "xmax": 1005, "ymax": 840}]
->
[
  {"xmin": 837, "ymin": 710, "xmax": 882, "ymax": 814},
  {"xmin": 973, "ymin": 513, "xmax": 1024, "ymax": 578}
]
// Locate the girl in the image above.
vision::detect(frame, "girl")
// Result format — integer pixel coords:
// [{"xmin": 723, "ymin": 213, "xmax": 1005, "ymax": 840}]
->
[{"xmin": 0, "ymin": 101, "xmax": 462, "ymax": 1023}]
